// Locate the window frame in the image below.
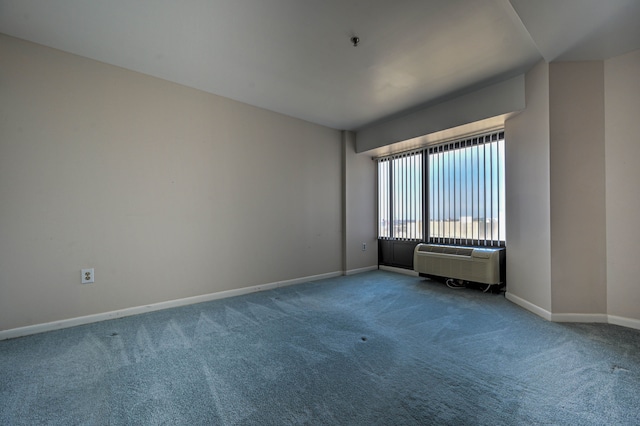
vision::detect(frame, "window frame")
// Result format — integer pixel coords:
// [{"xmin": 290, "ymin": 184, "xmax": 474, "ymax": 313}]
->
[{"xmin": 377, "ymin": 130, "xmax": 505, "ymax": 248}]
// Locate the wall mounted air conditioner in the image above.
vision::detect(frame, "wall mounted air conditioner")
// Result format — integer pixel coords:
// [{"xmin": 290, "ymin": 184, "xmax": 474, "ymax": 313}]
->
[{"xmin": 413, "ymin": 244, "xmax": 505, "ymax": 285}]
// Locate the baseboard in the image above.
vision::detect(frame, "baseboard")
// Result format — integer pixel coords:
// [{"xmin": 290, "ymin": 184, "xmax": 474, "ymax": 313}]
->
[
  {"xmin": 344, "ymin": 265, "xmax": 378, "ymax": 276},
  {"xmin": 505, "ymin": 293, "xmax": 640, "ymax": 330},
  {"xmin": 0, "ymin": 270, "xmax": 343, "ymax": 341},
  {"xmin": 608, "ymin": 315, "xmax": 640, "ymax": 331},
  {"xmin": 379, "ymin": 265, "xmax": 419, "ymax": 277},
  {"xmin": 505, "ymin": 292, "xmax": 552, "ymax": 321},
  {"xmin": 6, "ymin": 272, "xmax": 639, "ymax": 340},
  {"xmin": 551, "ymin": 313, "xmax": 608, "ymax": 324}
]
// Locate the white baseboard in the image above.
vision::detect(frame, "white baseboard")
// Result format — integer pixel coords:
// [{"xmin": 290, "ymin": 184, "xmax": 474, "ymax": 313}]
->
[
  {"xmin": 551, "ymin": 313, "xmax": 608, "ymax": 323},
  {"xmin": 0, "ymin": 270, "xmax": 343, "ymax": 341},
  {"xmin": 6, "ymin": 272, "xmax": 640, "ymax": 340},
  {"xmin": 379, "ymin": 265, "xmax": 419, "ymax": 277},
  {"xmin": 608, "ymin": 315, "xmax": 640, "ymax": 331},
  {"xmin": 505, "ymin": 292, "xmax": 552, "ymax": 321},
  {"xmin": 344, "ymin": 265, "xmax": 378, "ymax": 276},
  {"xmin": 505, "ymin": 292, "xmax": 640, "ymax": 331}
]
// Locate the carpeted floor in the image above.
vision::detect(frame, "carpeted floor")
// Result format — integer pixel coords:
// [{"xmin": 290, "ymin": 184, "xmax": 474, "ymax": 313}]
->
[{"xmin": 1, "ymin": 270, "xmax": 639, "ymax": 425}]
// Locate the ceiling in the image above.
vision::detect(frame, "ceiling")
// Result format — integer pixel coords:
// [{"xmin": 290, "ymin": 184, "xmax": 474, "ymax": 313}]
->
[{"xmin": 1, "ymin": 0, "xmax": 639, "ymax": 131}]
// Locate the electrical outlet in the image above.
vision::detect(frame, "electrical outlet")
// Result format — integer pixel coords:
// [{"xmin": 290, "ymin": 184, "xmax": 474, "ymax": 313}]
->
[
  {"xmin": 81, "ymin": 268, "xmax": 95, "ymax": 284},
  {"xmin": 362, "ymin": 243, "xmax": 367, "ymax": 251}
]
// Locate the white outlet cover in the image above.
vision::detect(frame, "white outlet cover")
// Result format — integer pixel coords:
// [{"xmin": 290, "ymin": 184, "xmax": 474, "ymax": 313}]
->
[{"xmin": 81, "ymin": 268, "xmax": 95, "ymax": 284}]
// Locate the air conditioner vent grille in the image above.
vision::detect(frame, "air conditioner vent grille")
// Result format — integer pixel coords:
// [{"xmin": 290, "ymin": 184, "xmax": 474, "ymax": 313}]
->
[
  {"xmin": 454, "ymin": 248, "xmax": 474, "ymax": 256},
  {"xmin": 417, "ymin": 245, "xmax": 473, "ymax": 256}
]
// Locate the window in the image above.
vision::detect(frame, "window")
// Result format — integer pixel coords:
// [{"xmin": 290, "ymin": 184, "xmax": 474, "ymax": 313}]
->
[
  {"xmin": 377, "ymin": 131, "xmax": 505, "ymax": 247},
  {"xmin": 377, "ymin": 152, "xmax": 423, "ymax": 240}
]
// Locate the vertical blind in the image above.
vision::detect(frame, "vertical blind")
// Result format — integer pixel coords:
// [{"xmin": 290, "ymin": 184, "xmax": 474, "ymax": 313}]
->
[
  {"xmin": 377, "ymin": 152, "xmax": 423, "ymax": 240},
  {"xmin": 377, "ymin": 130, "xmax": 505, "ymax": 247}
]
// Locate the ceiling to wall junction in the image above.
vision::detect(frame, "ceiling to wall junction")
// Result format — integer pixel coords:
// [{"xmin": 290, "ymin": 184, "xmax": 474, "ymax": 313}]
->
[{"xmin": 1, "ymin": 0, "xmax": 639, "ymax": 131}]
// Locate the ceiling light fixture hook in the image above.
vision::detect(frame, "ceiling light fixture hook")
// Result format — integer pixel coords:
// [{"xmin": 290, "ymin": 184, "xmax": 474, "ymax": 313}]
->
[{"xmin": 350, "ymin": 36, "xmax": 360, "ymax": 47}]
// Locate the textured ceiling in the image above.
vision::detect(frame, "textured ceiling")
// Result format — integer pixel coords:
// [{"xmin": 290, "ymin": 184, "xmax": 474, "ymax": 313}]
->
[{"xmin": 1, "ymin": 0, "xmax": 639, "ymax": 130}]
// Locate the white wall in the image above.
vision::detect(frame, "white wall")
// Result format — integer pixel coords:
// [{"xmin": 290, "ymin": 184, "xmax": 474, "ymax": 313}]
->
[
  {"xmin": 504, "ymin": 60, "xmax": 552, "ymax": 314},
  {"xmin": 343, "ymin": 131, "xmax": 378, "ymax": 274},
  {"xmin": 4, "ymin": 32, "xmax": 638, "ymax": 334},
  {"xmin": 549, "ymin": 62, "xmax": 606, "ymax": 315},
  {"xmin": 605, "ymin": 49, "xmax": 640, "ymax": 323},
  {"xmin": 505, "ymin": 54, "xmax": 640, "ymax": 328},
  {"xmin": 356, "ymin": 75, "xmax": 525, "ymax": 153},
  {"xmin": 0, "ymin": 35, "xmax": 343, "ymax": 331}
]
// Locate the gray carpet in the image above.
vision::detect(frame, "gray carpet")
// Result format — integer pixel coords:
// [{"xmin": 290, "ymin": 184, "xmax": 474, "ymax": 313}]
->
[{"xmin": 1, "ymin": 270, "xmax": 639, "ymax": 425}]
